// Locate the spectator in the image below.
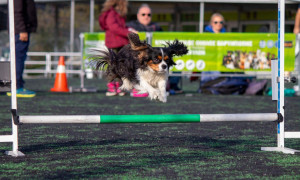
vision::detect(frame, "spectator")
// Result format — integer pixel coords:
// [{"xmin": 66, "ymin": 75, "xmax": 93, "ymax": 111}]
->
[
  {"xmin": 127, "ymin": 4, "xmax": 162, "ymax": 32},
  {"xmin": 128, "ymin": 4, "xmax": 182, "ymax": 96},
  {"xmin": 199, "ymin": 13, "xmax": 251, "ymax": 95},
  {"xmin": 199, "ymin": 13, "xmax": 226, "ymax": 93},
  {"xmin": 190, "ymin": 13, "xmax": 226, "ymax": 91},
  {"xmin": 99, "ymin": 0, "xmax": 137, "ymax": 96},
  {"xmin": 293, "ymin": 4, "xmax": 300, "ymax": 34},
  {"xmin": 204, "ymin": 13, "xmax": 226, "ymax": 33},
  {"xmin": 7, "ymin": 0, "xmax": 37, "ymax": 98}
]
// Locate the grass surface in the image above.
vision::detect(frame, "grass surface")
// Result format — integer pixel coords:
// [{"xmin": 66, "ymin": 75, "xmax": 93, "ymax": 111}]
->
[{"xmin": 0, "ymin": 78, "xmax": 300, "ymax": 179}]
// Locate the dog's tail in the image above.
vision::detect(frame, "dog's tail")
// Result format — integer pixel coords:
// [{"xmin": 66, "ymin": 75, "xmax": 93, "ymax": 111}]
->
[{"xmin": 88, "ymin": 48, "xmax": 117, "ymax": 70}]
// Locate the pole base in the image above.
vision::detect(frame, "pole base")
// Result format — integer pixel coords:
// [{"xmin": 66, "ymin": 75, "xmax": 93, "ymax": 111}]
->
[
  {"xmin": 5, "ymin": 150, "xmax": 25, "ymax": 157},
  {"xmin": 261, "ymin": 147, "xmax": 300, "ymax": 154},
  {"xmin": 69, "ymin": 86, "xmax": 97, "ymax": 93}
]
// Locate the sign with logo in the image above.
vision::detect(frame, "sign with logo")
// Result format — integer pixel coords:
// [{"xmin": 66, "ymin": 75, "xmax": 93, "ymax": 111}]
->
[{"xmin": 151, "ymin": 32, "xmax": 295, "ymax": 72}]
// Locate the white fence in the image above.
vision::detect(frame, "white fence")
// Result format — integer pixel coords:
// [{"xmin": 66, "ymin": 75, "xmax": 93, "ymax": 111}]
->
[{"xmin": 24, "ymin": 52, "xmax": 82, "ymax": 78}]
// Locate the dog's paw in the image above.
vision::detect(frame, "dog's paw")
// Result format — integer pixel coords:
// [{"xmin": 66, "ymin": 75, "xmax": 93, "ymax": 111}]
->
[
  {"xmin": 136, "ymin": 90, "xmax": 148, "ymax": 94},
  {"xmin": 119, "ymin": 85, "xmax": 130, "ymax": 91},
  {"xmin": 158, "ymin": 95, "xmax": 167, "ymax": 103},
  {"xmin": 133, "ymin": 86, "xmax": 147, "ymax": 94},
  {"xmin": 148, "ymin": 90, "xmax": 160, "ymax": 100},
  {"xmin": 120, "ymin": 82, "xmax": 133, "ymax": 91}
]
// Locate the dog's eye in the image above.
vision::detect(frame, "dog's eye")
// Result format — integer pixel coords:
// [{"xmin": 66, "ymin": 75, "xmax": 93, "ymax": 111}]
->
[{"xmin": 153, "ymin": 58, "xmax": 161, "ymax": 63}]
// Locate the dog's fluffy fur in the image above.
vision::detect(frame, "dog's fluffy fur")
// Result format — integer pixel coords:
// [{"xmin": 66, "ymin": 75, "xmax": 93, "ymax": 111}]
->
[{"xmin": 90, "ymin": 33, "xmax": 188, "ymax": 102}]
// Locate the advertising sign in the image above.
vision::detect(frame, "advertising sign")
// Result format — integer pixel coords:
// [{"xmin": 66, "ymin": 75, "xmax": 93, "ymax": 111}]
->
[{"xmin": 152, "ymin": 32, "xmax": 295, "ymax": 72}]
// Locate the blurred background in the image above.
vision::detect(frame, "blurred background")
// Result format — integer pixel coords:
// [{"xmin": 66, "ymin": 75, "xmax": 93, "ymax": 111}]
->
[
  {"xmin": 0, "ymin": 0, "xmax": 299, "ymax": 52},
  {"xmin": 0, "ymin": 0, "xmax": 299, "ymax": 96}
]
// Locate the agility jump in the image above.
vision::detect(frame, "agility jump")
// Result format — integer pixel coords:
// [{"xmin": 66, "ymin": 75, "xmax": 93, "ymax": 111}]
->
[
  {"xmin": 14, "ymin": 113, "xmax": 279, "ymax": 124},
  {"xmin": 0, "ymin": 0, "xmax": 299, "ymax": 157}
]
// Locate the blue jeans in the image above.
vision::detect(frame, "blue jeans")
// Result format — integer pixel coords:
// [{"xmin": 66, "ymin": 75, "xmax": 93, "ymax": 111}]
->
[
  {"xmin": 168, "ymin": 72, "xmax": 181, "ymax": 89},
  {"xmin": 15, "ymin": 34, "xmax": 30, "ymax": 89}
]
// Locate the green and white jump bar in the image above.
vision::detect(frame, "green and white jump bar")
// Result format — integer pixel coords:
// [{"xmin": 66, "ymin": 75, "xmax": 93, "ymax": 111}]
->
[{"xmin": 16, "ymin": 113, "xmax": 280, "ymax": 124}]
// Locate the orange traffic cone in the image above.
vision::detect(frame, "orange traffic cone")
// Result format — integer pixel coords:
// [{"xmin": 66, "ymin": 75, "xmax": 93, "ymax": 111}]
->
[{"xmin": 50, "ymin": 56, "xmax": 69, "ymax": 92}]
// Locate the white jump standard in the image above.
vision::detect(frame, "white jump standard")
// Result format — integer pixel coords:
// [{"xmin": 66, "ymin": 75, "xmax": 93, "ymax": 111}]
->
[
  {"xmin": 1, "ymin": 0, "xmax": 300, "ymax": 157},
  {"xmin": 260, "ymin": 0, "xmax": 300, "ymax": 154}
]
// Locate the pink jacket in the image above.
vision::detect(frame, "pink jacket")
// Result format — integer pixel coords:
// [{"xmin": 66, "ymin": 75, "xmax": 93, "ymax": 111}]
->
[{"xmin": 99, "ymin": 7, "xmax": 130, "ymax": 49}]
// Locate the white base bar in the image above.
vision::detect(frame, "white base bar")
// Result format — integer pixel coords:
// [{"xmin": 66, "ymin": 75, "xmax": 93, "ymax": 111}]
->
[
  {"xmin": 5, "ymin": 150, "xmax": 25, "ymax": 157},
  {"xmin": 69, "ymin": 86, "xmax": 98, "ymax": 93},
  {"xmin": 285, "ymin": 132, "xmax": 300, "ymax": 138},
  {"xmin": 20, "ymin": 115, "xmax": 100, "ymax": 124},
  {"xmin": 261, "ymin": 147, "xmax": 300, "ymax": 154},
  {"xmin": 0, "ymin": 135, "xmax": 13, "ymax": 142}
]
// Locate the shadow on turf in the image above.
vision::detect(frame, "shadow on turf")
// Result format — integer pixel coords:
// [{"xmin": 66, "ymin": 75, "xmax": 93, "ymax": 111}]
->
[
  {"xmin": 19, "ymin": 136, "xmax": 251, "ymax": 154},
  {"xmin": 1, "ymin": 136, "xmax": 262, "ymax": 178}
]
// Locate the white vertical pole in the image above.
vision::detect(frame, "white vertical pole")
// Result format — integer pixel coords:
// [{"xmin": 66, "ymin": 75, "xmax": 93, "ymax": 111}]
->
[
  {"xmin": 46, "ymin": 53, "xmax": 51, "ymax": 78},
  {"xmin": 79, "ymin": 33, "xmax": 85, "ymax": 89},
  {"xmin": 90, "ymin": 0, "xmax": 94, "ymax": 32},
  {"xmin": 70, "ymin": 0, "xmax": 75, "ymax": 52},
  {"xmin": 278, "ymin": 0, "xmax": 285, "ymax": 148},
  {"xmin": 199, "ymin": 2, "xmax": 204, "ymax": 33},
  {"xmin": 8, "ymin": 0, "xmax": 19, "ymax": 155}
]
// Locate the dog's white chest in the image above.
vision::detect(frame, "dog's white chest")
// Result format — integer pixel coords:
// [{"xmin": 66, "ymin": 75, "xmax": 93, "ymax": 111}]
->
[{"xmin": 138, "ymin": 69, "xmax": 167, "ymax": 87}]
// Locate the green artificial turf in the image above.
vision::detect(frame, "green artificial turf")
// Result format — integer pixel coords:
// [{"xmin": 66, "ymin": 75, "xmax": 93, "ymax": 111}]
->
[{"xmin": 0, "ymin": 78, "xmax": 300, "ymax": 179}]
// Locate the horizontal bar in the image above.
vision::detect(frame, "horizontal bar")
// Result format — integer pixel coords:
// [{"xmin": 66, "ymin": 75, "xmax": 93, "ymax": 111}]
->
[
  {"xmin": 0, "ymin": 135, "xmax": 13, "ymax": 142},
  {"xmin": 129, "ymin": 0, "xmax": 293, "ymax": 4},
  {"xmin": 200, "ymin": 113, "xmax": 278, "ymax": 122},
  {"xmin": 0, "ymin": 0, "xmax": 295, "ymax": 5},
  {"xmin": 168, "ymin": 73, "xmax": 271, "ymax": 78},
  {"xmin": 25, "ymin": 61, "xmax": 47, "ymax": 65},
  {"xmin": 285, "ymin": 132, "xmax": 300, "ymax": 138},
  {"xmin": 24, "ymin": 70, "xmax": 82, "ymax": 74},
  {"xmin": 20, "ymin": 115, "xmax": 100, "ymax": 124},
  {"xmin": 25, "ymin": 61, "xmax": 81, "ymax": 65},
  {"xmin": 19, "ymin": 113, "xmax": 278, "ymax": 124},
  {"xmin": 27, "ymin": 52, "xmax": 81, "ymax": 56},
  {"xmin": 100, "ymin": 114, "xmax": 200, "ymax": 123}
]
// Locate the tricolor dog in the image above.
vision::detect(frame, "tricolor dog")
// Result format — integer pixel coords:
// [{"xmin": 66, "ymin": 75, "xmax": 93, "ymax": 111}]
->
[{"xmin": 90, "ymin": 33, "xmax": 188, "ymax": 102}]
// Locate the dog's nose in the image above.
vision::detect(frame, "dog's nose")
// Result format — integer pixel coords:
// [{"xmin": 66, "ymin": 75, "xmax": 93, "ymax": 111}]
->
[{"xmin": 162, "ymin": 64, "xmax": 167, "ymax": 69}]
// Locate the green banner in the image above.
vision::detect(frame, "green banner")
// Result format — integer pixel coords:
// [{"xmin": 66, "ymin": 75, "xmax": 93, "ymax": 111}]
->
[{"xmin": 151, "ymin": 32, "xmax": 296, "ymax": 72}]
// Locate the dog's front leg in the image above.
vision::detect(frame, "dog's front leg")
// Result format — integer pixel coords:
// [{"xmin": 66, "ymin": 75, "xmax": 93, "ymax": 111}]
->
[
  {"xmin": 139, "ymin": 81, "xmax": 160, "ymax": 100},
  {"xmin": 133, "ymin": 84, "xmax": 148, "ymax": 94},
  {"xmin": 157, "ymin": 79, "xmax": 167, "ymax": 103}
]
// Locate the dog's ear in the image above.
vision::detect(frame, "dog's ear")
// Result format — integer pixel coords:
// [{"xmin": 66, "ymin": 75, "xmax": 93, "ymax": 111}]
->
[
  {"xmin": 166, "ymin": 40, "xmax": 189, "ymax": 57},
  {"xmin": 128, "ymin": 33, "xmax": 148, "ymax": 51}
]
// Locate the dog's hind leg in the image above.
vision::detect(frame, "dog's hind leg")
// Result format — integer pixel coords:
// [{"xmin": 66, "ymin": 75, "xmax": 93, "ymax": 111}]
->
[{"xmin": 120, "ymin": 78, "xmax": 134, "ymax": 91}]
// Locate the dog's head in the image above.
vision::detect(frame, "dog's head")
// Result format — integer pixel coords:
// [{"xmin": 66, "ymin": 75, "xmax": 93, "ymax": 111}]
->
[
  {"xmin": 148, "ymin": 40, "xmax": 189, "ymax": 73},
  {"xmin": 127, "ymin": 33, "xmax": 189, "ymax": 73}
]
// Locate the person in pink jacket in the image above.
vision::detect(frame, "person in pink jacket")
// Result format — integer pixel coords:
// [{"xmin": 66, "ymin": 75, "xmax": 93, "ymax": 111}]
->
[{"xmin": 99, "ymin": 0, "xmax": 137, "ymax": 96}]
